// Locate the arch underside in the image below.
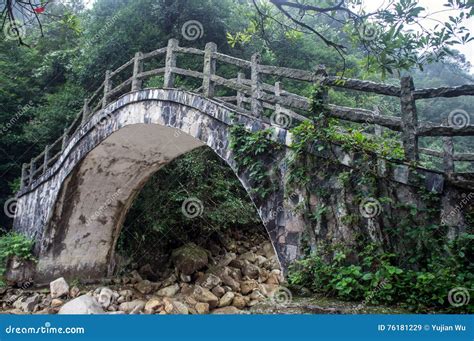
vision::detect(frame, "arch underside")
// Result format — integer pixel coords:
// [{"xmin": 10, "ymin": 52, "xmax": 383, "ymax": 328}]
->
[{"xmin": 14, "ymin": 91, "xmax": 303, "ymax": 282}]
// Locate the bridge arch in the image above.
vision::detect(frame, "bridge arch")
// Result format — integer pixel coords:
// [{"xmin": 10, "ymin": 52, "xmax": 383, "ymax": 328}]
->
[{"xmin": 13, "ymin": 89, "xmax": 305, "ymax": 282}]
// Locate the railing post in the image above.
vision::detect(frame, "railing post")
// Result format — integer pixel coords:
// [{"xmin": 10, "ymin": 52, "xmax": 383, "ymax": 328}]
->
[
  {"xmin": 61, "ymin": 128, "xmax": 68, "ymax": 150},
  {"xmin": 374, "ymin": 105, "xmax": 386, "ymax": 176},
  {"xmin": 237, "ymin": 72, "xmax": 245, "ymax": 108},
  {"xmin": 442, "ymin": 136, "xmax": 454, "ymax": 174},
  {"xmin": 164, "ymin": 39, "xmax": 178, "ymax": 88},
  {"xmin": 274, "ymin": 81, "xmax": 282, "ymax": 115},
  {"xmin": 42, "ymin": 144, "xmax": 50, "ymax": 174},
  {"xmin": 202, "ymin": 42, "xmax": 217, "ymax": 97},
  {"xmin": 20, "ymin": 163, "xmax": 28, "ymax": 190},
  {"xmin": 102, "ymin": 70, "xmax": 112, "ymax": 109},
  {"xmin": 29, "ymin": 159, "xmax": 35, "ymax": 185},
  {"xmin": 82, "ymin": 99, "xmax": 90, "ymax": 123},
  {"xmin": 251, "ymin": 53, "xmax": 263, "ymax": 117},
  {"xmin": 131, "ymin": 52, "xmax": 143, "ymax": 91},
  {"xmin": 400, "ymin": 75, "xmax": 419, "ymax": 161}
]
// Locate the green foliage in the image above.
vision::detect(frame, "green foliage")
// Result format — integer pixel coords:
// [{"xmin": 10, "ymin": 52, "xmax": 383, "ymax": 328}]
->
[
  {"xmin": 230, "ymin": 125, "xmax": 281, "ymax": 200},
  {"xmin": 0, "ymin": 232, "xmax": 35, "ymax": 286},
  {"xmin": 289, "ymin": 238, "xmax": 474, "ymax": 313}
]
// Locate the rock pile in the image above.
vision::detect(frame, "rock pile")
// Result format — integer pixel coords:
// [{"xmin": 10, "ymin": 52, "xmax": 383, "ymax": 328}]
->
[{"xmin": 0, "ymin": 229, "xmax": 284, "ymax": 314}]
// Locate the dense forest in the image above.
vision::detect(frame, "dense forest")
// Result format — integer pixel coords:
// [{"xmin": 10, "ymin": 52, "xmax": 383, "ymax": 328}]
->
[{"xmin": 0, "ymin": 0, "xmax": 473, "ymax": 314}]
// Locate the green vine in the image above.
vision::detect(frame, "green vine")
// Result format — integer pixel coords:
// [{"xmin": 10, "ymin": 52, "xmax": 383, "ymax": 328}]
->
[
  {"xmin": 0, "ymin": 232, "xmax": 35, "ymax": 286},
  {"xmin": 229, "ymin": 125, "xmax": 282, "ymax": 200}
]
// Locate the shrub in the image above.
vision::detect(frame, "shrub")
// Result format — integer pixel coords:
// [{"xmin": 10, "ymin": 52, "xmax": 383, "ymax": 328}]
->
[
  {"xmin": 288, "ymin": 238, "xmax": 474, "ymax": 313},
  {"xmin": 0, "ymin": 232, "xmax": 35, "ymax": 286}
]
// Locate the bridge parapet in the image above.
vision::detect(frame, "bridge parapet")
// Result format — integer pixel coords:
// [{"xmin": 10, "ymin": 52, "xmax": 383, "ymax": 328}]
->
[{"xmin": 20, "ymin": 39, "xmax": 474, "ymax": 190}]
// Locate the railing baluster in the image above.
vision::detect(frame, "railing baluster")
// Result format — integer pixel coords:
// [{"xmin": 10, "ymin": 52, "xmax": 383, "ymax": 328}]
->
[
  {"xmin": 202, "ymin": 42, "xmax": 217, "ymax": 97},
  {"xmin": 400, "ymin": 75, "xmax": 419, "ymax": 161},
  {"xmin": 102, "ymin": 70, "xmax": 112, "ymax": 109},
  {"xmin": 443, "ymin": 136, "xmax": 454, "ymax": 174},
  {"xmin": 61, "ymin": 128, "xmax": 68, "ymax": 150},
  {"xmin": 164, "ymin": 39, "xmax": 178, "ymax": 88},
  {"xmin": 237, "ymin": 72, "xmax": 245, "ymax": 108},
  {"xmin": 29, "ymin": 159, "xmax": 36, "ymax": 185},
  {"xmin": 20, "ymin": 163, "xmax": 28, "ymax": 190},
  {"xmin": 251, "ymin": 53, "xmax": 263, "ymax": 117},
  {"xmin": 82, "ymin": 99, "xmax": 90, "ymax": 123},
  {"xmin": 131, "ymin": 52, "xmax": 143, "ymax": 91},
  {"xmin": 274, "ymin": 81, "xmax": 282, "ymax": 115},
  {"xmin": 43, "ymin": 145, "xmax": 50, "ymax": 174},
  {"xmin": 374, "ymin": 105, "xmax": 386, "ymax": 176}
]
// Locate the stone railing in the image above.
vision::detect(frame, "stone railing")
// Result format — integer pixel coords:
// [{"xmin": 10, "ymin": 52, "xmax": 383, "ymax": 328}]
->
[{"xmin": 20, "ymin": 39, "xmax": 474, "ymax": 189}]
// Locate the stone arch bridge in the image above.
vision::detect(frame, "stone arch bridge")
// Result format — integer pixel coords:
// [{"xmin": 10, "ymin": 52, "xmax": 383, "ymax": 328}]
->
[{"xmin": 11, "ymin": 39, "xmax": 474, "ymax": 283}]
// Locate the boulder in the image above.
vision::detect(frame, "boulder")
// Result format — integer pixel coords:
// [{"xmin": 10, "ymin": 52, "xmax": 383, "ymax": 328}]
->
[
  {"xmin": 170, "ymin": 300, "xmax": 189, "ymax": 314},
  {"xmin": 195, "ymin": 302, "xmax": 209, "ymax": 314},
  {"xmin": 198, "ymin": 273, "xmax": 222, "ymax": 290},
  {"xmin": 218, "ymin": 292, "xmax": 234, "ymax": 307},
  {"xmin": 192, "ymin": 285, "xmax": 218, "ymax": 308},
  {"xmin": 69, "ymin": 286, "xmax": 80, "ymax": 298},
  {"xmin": 260, "ymin": 242, "xmax": 275, "ymax": 258},
  {"xmin": 232, "ymin": 295, "xmax": 248, "ymax": 309},
  {"xmin": 239, "ymin": 251, "xmax": 256, "ymax": 263},
  {"xmin": 211, "ymin": 286, "xmax": 225, "ymax": 298},
  {"xmin": 144, "ymin": 298, "xmax": 163, "ymax": 314},
  {"xmin": 135, "ymin": 280, "xmax": 153, "ymax": 294},
  {"xmin": 240, "ymin": 280, "xmax": 259, "ymax": 295},
  {"xmin": 218, "ymin": 253, "xmax": 236, "ymax": 267},
  {"xmin": 119, "ymin": 300, "xmax": 145, "ymax": 314},
  {"xmin": 211, "ymin": 306, "xmax": 243, "ymax": 314},
  {"xmin": 255, "ymin": 255, "xmax": 267, "ymax": 266},
  {"xmin": 171, "ymin": 243, "xmax": 208, "ymax": 275},
  {"xmin": 4, "ymin": 256, "xmax": 35, "ymax": 286},
  {"xmin": 98, "ymin": 287, "xmax": 114, "ymax": 308},
  {"xmin": 58, "ymin": 295, "xmax": 104, "ymax": 314},
  {"xmin": 50, "ymin": 277, "xmax": 69, "ymax": 299},
  {"xmin": 161, "ymin": 274, "xmax": 177, "ymax": 287},
  {"xmin": 118, "ymin": 289, "xmax": 133, "ymax": 301},
  {"xmin": 15, "ymin": 294, "xmax": 40, "ymax": 312},
  {"xmin": 51, "ymin": 299, "xmax": 64, "ymax": 308},
  {"xmin": 241, "ymin": 261, "xmax": 260, "ymax": 279},
  {"xmin": 212, "ymin": 267, "xmax": 241, "ymax": 292},
  {"xmin": 156, "ymin": 284, "xmax": 180, "ymax": 297}
]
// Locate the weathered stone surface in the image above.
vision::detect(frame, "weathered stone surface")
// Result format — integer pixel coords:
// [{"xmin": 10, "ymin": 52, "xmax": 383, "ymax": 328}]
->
[
  {"xmin": 119, "ymin": 300, "xmax": 145, "ymax": 314},
  {"xmin": 241, "ymin": 280, "xmax": 259, "ymax": 295},
  {"xmin": 50, "ymin": 277, "xmax": 69, "ymax": 299},
  {"xmin": 218, "ymin": 292, "xmax": 235, "ymax": 307},
  {"xmin": 98, "ymin": 287, "xmax": 114, "ymax": 308},
  {"xmin": 144, "ymin": 298, "xmax": 163, "ymax": 314},
  {"xmin": 198, "ymin": 273, "xmax": 221, "ymax": 289},
  {"xmin": 58, "ymin": 295, "xmax": 104, "ymax": 314},
  {"xmin": 135, "ymin": 280, "xmax": 153, "ymax": 294},
  {"xmin": 211, "ymin": 286, "xmax": 226, "ymax": 298},
  {"xmin": 156, "ymin": 284, "xmax": 180, "ymax": 297},
  {"xmin": 192, "ymin": 285, "xmax": 219, "ymax": 308},
  {"xmin": 195, "ymin": 302, "xmax": 209, "ymax": 314}
]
